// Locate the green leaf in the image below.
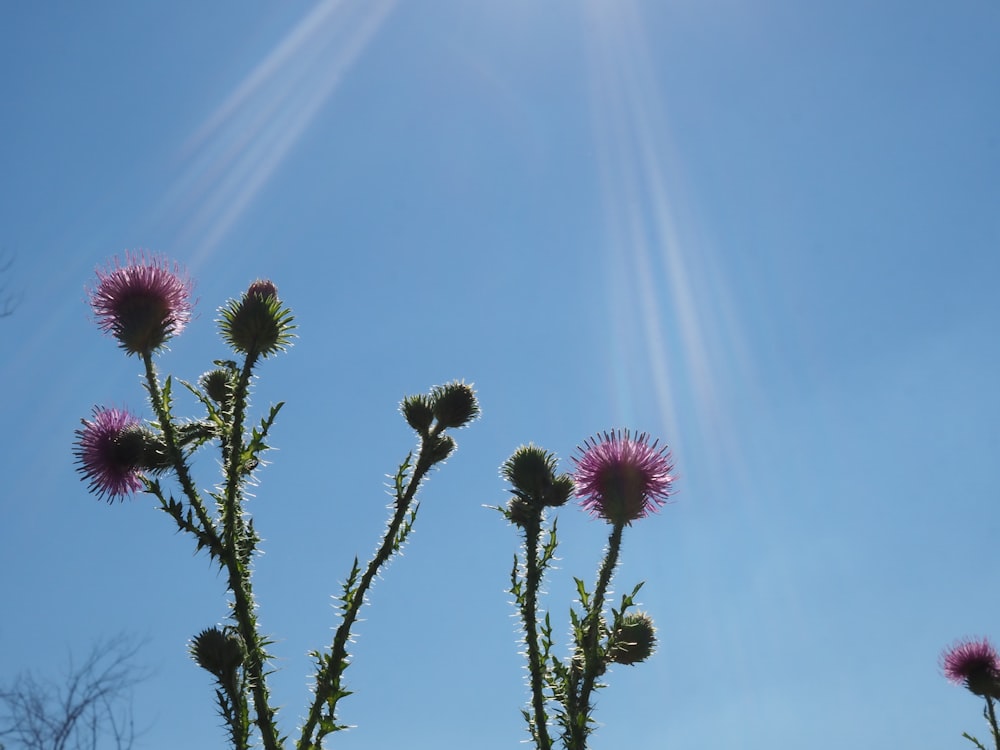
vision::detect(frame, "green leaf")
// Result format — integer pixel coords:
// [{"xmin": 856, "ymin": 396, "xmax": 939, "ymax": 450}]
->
[{"xmin": 962, "ymin": 732, "xmax": 988, "ymax": 750}]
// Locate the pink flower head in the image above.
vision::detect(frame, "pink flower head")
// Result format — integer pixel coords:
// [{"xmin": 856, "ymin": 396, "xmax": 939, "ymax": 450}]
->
[
  {"xmin": 88, "ymin": 252, "xmax": 193, "ymax": 355},
  {"xmin": 73, "ymin": 406, "xmax": 147, "ymax": 501},
  {"xmin": 573, "ymin": 430, "xmax": 675, "ymax": 525},
  {"xmin": 942, "ymin": 637, "xmax": 1000, "ymax": 697}
]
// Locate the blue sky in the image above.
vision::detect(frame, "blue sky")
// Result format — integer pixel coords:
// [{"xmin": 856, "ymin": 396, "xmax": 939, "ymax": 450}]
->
[{"xmin": 2, "ymin": 1, "xmax": 999, "ymax": 748}]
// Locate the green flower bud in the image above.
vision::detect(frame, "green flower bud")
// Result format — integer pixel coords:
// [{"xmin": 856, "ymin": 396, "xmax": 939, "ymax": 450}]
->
[
  {"xmin": 219, "ymin": 279, "xmax": 295, "ymax": 358},
  {"xmin": 430, "ymin": 381, "xmax": 479, "ymax": 429},
  {"xmin": 609, "ymin": 612, "xmax": 657, "ymax": 665},
  {"xmin": 505, "ymin": 496, "xmax": 538, "ymax": 528},
  {"xmin": 199, "ymin": 368, "xmax": 231, "ymax": 404},
  {"xmin": 401, "ymin": 394, "xmax": 435, "ymax": 436},
  {"xmin": 425, "ymin": 433, "xmax": 456, "ymax": 464},
  {"xmin": 543, "ymin": 474, "xmax": 574, "ymax": 508},
  {"xmin": 502, "ymin": 445, "xmax": 558, "ymax": 504},
  {"xmin": 115, "ymin": 424, "xmax": 171, "ymax": 473},
  {"xmin": 189, "ymin": 626, "xmax": 246, "ymax": 678}
]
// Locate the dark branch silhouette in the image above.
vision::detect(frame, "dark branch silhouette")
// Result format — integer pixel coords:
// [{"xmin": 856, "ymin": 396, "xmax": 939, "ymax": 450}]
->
[
  {"xmin": 0, "ymin": 636, "xmax": 147, "ymax": 750},
  {"xmin": 0, "ymin": 251, "xmax": 18, "ymax": 318}
]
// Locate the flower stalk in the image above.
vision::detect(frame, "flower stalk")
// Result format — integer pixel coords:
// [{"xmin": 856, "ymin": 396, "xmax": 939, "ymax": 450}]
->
[
  {"xmin": 76, "ymin": 256, "xmax": 479, "ymax": 750},
  {"xmin": 300, "ymin": 393, "xmax": 475, "ymax": 749},
  {"xmin": 502, "ymin": 432, "xmax": 673, "ymax": 750}
]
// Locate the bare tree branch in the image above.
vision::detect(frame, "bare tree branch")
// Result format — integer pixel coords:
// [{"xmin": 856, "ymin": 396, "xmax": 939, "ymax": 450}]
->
[
  {"xmin": 0, "ymin": 635, "xmax": 148, "ymax": 750},
  {"xmin": 0, "ymin": 250, "xmax": 19, "ymax": 319}
]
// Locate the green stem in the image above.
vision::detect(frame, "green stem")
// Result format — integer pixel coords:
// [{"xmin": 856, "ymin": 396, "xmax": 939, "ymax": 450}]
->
[
  {"xmin": 986, "ymin": 696, "xmax": 1000, "ymax": 750},
  {"xmin": 522, "ymin": 513, "xmax": 552, "ymax": 750},
  {"xmin": 144, "ymin": 351, "xmax": 277, "ymax": 749},
  {"xmin": 567, "ymin": 521, "xmax": 625, "ymax": 750},
  {"xmin": 220, "ymin": 352, "xmax": 282, "ymax": 750},
  {"xmin": 141, "ymin": 352, "xmax": 219, "ymax": 550},
  {"xmin": 222, "ymin": 354, "xmax": 258, "ymax": 546},
  {"xmin": 298, "ymin": 434, "xmax": 441, "ymax": 750}
]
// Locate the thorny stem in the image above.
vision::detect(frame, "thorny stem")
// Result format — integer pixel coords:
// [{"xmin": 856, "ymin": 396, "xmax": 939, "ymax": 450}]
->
[
  {"xmin": 986, "ymin": 696, "xmax": 1000, "ymax": 750},
  {"xmin": 219, "ymin": 351, "xmax": 281, "ymax": 750},
  {"xmin": 145, "ymin": 350, "xmax": 280, "ymax": 750},
  {"xmin": 222, "ymin": 354, "xmax": 258, "ymax": 550},
  {"xmin": 298, "ymin": 429, "xmax": 443, "ymax": 750},
  {"xmin": 566, "ymin": 521, "xmax": 625, "ymax": 750},
  {"xmin": 522, "ymin": 513, "xmax": 552, "ymax": 750},
  {"xmin": 141, "ymin": 352, "xmax": 220, "ymax": 552}
]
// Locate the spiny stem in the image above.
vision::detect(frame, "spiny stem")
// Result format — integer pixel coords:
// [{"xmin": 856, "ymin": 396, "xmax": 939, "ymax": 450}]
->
[
  {"xmin": 218, "ymin": 351, "xmax": 281, "ymax": 750},
  {"xmin": 567, "ymin": 521, "xmax": 625, "ymax": 750},
  {"xmin": 521, "ymin": 513, "xmax": 552, "ymax": 750},
  {"xmin": 141, "ymin": 352, "xmax": 221, "ymax": 555},
  {"xmin": 986, "ymin": 696, "xmax": 1000, "ymax": 750},
  {"xmin": 298, "ymin": 432, "xmax": 441, "ymax": 749},
  {"xmin": 143, "ymin": 353, "xmax": 261, "ymax": 746}
]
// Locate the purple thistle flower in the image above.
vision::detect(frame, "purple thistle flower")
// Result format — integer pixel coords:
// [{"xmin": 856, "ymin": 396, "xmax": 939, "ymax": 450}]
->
[
  {"xmin": 73, "ymin": 406, "xmax": 147, "ymax": 501},
  {"xmin": 942, "ymin": 637, "xmax": 1000, "ymax": 697},
  {"xmin": 573, "ymin": 429, "xmax": 675, "ymax": 525},
  {"xmin": 88, "ymin": 252, "xmax": 193, "ymax": 355}
]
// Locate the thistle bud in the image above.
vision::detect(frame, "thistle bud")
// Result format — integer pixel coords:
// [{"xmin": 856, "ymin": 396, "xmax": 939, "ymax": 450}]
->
[
  {"xmin": 199, "ymin": 369, "xmax": 231, "ymax": 404},
  {"xmin": 543, "ymin": 474, "xmax": 574, "ymax": 508},
  {"xmin": 425, "ymin": 434, "xmax": 456, "ymax": 464},
  {"xmin": 247, "ymin": 279, "xmax": 277, "ymax": 300},
  {"xmin": 114, "ymin": 423, "xmax": 171, "ymax": 473},
  {"xmin": 189, "ymin": 626, "xmax": 246, "ymax": 678},
  {"xmin": 219, "ymin": 279, "xmax": 295, "ymax": 358},
  {"xmin": 401, "ymin": 394, "xmax": 435, "ymax": 436},
  {"xmin": 505, "ymin": 496, "xmax": 538, "ymax": 528},
  {"xmin": 609, "ymin": 612, "xmax": 657, "ymax": 665},
  {"xmin": 502, "ymin": 445, "xmax": 558, "ymax": 505},
  {"xmin": 430, "ymin": 382, "xmax": 479, "ymax": 429}
]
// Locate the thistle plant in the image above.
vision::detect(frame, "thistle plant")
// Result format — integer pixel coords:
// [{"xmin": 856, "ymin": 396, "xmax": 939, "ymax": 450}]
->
[
  {"xmin": 942, "ymin": 637, "xmax": 1000, "ymax": 749},
  {"xmin": 73, "ymin": 252, "xmax": 479, "ymax": 750},
  {"xmin": 499, "ymin": 430, "xmax": 675, "ymax": 750}
]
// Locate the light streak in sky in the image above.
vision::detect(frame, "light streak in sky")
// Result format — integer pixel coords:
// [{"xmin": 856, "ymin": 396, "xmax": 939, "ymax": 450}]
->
[
  {"xmin": 582, "ymin": 0, "xmax": 749, "ymax": 463},
  {"xmin": 160, "ymin": 0, "xmax": 396, "ymax": 267}
]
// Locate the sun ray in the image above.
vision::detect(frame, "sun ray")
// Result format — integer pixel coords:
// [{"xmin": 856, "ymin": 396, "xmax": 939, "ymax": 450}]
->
[
  {"xmin": 151, "ymin": 0, "xmax": 396, "ymax": 268},
  {"xmin": 583, "ymin": 0, "xmax": 752, "ymax": 471}
]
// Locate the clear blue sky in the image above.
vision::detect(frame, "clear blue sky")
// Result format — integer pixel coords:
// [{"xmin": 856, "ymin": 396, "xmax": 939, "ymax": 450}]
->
[{"xmin": 2, "ymin": 2, "xmax": 999, "ymax": 748}]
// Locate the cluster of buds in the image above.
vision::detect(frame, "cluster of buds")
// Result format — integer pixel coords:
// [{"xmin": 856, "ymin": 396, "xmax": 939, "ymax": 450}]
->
[
  {"xmin": 501, "ymin": 445, "xmax": 574, "ymax": 527},
  {"xmin": 401, "ymin": 381, "xmax": 480, "ymax": 437}
]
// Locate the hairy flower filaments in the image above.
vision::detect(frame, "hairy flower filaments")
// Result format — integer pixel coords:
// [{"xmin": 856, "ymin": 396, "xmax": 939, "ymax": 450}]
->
[
  {"xmin": 942, "ymin": 637, "xmax": 1000, "ymax": 698},
  {"xmin": 573, "ymin": 430, "xmax": 675, "ymax": 525},
  {"xmin": 73, "ymin": 407, "xmax": 150, "ymax": 501},
  {"xmin": 88, "ymin": 252, "xmax": 193, "ymax": 355}
]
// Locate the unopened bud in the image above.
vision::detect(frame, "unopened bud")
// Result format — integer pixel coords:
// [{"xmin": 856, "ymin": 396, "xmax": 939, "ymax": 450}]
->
[
  {"xmin": 190, "ymin": 626, "xmax": 246, "ymax": 678},
  {"xmin": 401, "ymin": 394, "xmax": 435, "ymax": 436},
  {"xmin": 506, "ymin": 496, "xmax": 538, "ymax": 528},
  {"xmin": 502, "ymin": 445, "xmax": 558, "ymax": 504},
  {"xmin": 431, "ymin": 382, "xmax": 479, "ymax": 430},
  {"xmin": 199, "ymin": 369, "xmax": 231, "ymax": 404},
  {"xmin": 543, "ymin": 474, "xmax": 574, "ymax": 508},
  {"xmin": 425, "ymin": 434, "xmax": 456, "ymax": 464},
  {"xmin": 609, "ymin": 612, "xmax": 657, "ymax": 665},
  {"xmin": 219, "ymin": 279, "xmax": 295, "ymax": 358}
]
